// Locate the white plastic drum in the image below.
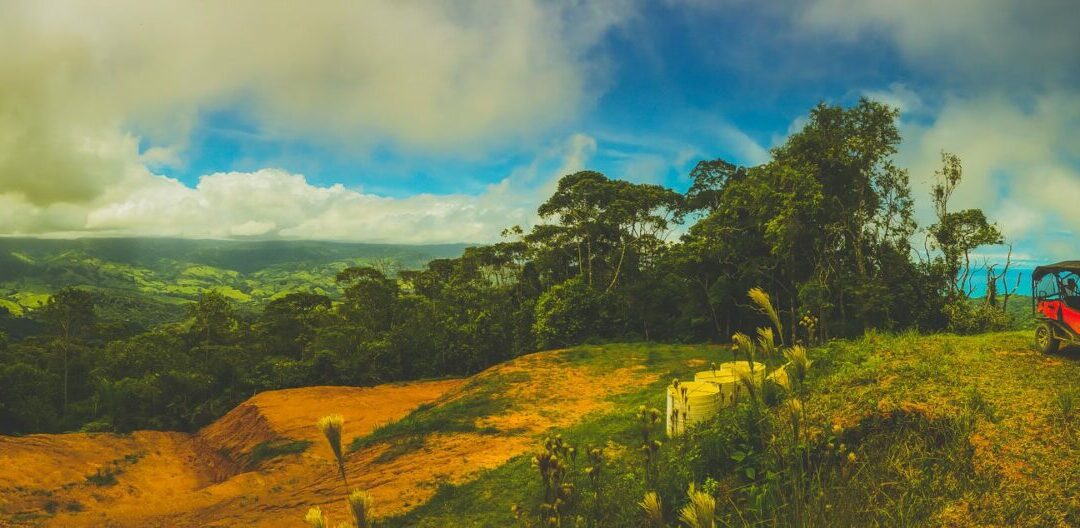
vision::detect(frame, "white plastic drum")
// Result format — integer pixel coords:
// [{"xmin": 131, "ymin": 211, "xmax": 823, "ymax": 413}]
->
[{"xmin": 666, "ymin": 381, "xmax": 721, "ymax": 437}]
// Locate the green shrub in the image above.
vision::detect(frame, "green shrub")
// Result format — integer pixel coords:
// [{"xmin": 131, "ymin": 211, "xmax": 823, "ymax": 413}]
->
[
  {"xmin": 943, "ymin": 299, "xmax": 1007, "ymax": 334},
  {"xmin": 533, "ymin": 277, "xmax": 600, "ymax": 349},
  {"xmin": 85, "ymin": 468, "xmax": 118, "ymax": 486}
]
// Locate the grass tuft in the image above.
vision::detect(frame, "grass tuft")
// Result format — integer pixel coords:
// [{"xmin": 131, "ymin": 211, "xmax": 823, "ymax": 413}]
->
[
  {"xmin": 85, "ymin": 468, "xmax": 118, "ymax": 487},
  {"xmin": 348, "ymin": 375, "xmax": 517, "ymax": 454},
  {"xmin": 246, "ymin": 438, "xmax": 312, "ymax": 469}
]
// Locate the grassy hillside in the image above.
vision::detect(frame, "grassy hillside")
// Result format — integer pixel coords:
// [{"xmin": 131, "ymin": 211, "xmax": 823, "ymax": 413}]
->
[
  {"xmin": 2, "ymin": 330, "xmax": 1076, "ymax": 526},
  {"xmin": 378, "ymin": 331, "xmax": 1077, "ymax": 527},
  {"xmin": 0, "ymin": 237, "xmax": 467, "ymax": 331}
]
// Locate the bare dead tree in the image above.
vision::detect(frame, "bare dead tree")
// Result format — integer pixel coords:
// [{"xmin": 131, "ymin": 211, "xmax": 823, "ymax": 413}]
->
[{"xmin": 985, "ymin": 242, "xmax": 1021, "ymax": 312}]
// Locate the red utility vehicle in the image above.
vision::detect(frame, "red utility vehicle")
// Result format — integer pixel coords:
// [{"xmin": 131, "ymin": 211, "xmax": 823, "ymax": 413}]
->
[{"xmin": 1033, "ymin": 261, "xmax": 1080, "ymax": 353}]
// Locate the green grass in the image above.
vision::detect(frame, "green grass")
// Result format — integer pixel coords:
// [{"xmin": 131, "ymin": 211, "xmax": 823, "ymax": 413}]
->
[
  {"xmin": 372, "ymin": 435, "xmax": 428, "ymax": 464},
  {"xmin": 0, "ymin": 298, "xmax": 23, "ymax": 316},
  {"xmin": 84, "ymin": 469, "xmax": 118, "ymax": 487},
  {"xmin": 245, "ymin": 439, "xmax": 312, "ymax": 469},
  {"xmin": 348, "ymin": 372, "xmax": 528, "ymax": 455},
  {"xmin": 83, "ymin": 451, "xmax": 146, "ymax": 487},
  {"xmin": 803, "ymin": 330, "xmax": 1080, "ymax": 526},
  {"xmin": 379, "ymin": 343, "xmax": 739, "ymax": 527},
  {"xmin": 377, "ymin": 332, "xmax": 1080, "ymax": 527}
]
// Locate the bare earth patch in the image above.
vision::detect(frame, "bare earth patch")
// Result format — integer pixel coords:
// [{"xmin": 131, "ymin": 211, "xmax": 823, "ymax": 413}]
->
[
  {"xmin": 0, "ymin": 379, "xmax": 462, "ymax": 527},
  {"xmin": 0, "ymin": 349, "xmax": 659, "ymax": 527}
]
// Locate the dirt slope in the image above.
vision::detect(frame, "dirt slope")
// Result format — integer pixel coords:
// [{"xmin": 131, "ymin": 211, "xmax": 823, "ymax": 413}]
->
[
  {"xmin": 0, "ymin": 349, "xmax": 658, "ymax": 527},
  {"xmin": 0, "ymin": 379, "xmax": 462, "ymax": 527}
]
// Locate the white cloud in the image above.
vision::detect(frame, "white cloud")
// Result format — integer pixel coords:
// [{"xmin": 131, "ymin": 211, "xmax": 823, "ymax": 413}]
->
[
  {"xmin": 618, "ymin": 154, "xmax": 669, "ymax": 185},
  {"xmin": 715, "ymin": 123, "xmax": 770, "ymax": 166},
  {"xmin": 862, "ymin": 83, "xmax": 925, "ymax": 115},
  {"xmin": 0, "ymin": 0, "xmax": 630, "ymax": 210},
  {"xmin": 797, "ymin": 0, "xmax": 1080, "ymax": 84},
  {"xmin": 0, "ymin": 133, "xmax": 600, "ymax": 244},
  {"xmin": 897, "ymin": 92, "xmax": 1080, "ymax": 260}
]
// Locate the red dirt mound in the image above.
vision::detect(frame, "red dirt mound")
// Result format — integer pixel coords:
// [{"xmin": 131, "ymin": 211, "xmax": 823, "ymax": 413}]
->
[
  {"xmin": 0, "ymin": 350, "xmax": 657, "ymax": 527},
  {"xmin": 0, "ymin": 379, "xmax": 462, "ymax": 527}
]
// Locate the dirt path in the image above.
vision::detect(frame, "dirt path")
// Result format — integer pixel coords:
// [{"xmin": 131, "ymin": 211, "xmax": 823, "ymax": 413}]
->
[
  {"xmin": 0, "ymin": 349, "xmax": 660, "ymax": 527},
  {"xmin": 0, "ymin": 379, "xmax": 463, "ymax": 527}
]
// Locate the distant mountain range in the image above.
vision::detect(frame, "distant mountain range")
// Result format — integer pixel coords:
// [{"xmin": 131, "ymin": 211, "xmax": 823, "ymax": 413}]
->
[{"xmin": 0, "ymin": 237, "xmax": 468, "ymax": 333}]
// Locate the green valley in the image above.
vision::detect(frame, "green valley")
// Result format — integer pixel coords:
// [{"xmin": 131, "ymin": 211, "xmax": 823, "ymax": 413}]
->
[{"xmin": 0, "ymin": 237, "xmax": 467, "ymax": 334}]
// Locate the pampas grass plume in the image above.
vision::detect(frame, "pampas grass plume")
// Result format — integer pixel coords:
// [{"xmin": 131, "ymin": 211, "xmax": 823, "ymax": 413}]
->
[
  {"xmin": 318, "ymin": 414, "xmax": 348, "ymax": 486},
  {"xmin": 348, "ymin": 489, "xmax": 374, "ymax": 528},
  {"xmin": 748, "ymin": 287, "xmax": 783, "ymax": 343},
  {"xmin": 640, "ymin": 491, "xmax": 664, "ymax": 527},
  {"xmin": 304, "ymin": 506, "xmax": 327, "ymax": 528}
]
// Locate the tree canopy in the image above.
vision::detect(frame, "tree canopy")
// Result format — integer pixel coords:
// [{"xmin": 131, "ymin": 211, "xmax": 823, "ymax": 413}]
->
[{"xmin": 0, "ymin": 99, "xmax": 1008, "ymax": 435}]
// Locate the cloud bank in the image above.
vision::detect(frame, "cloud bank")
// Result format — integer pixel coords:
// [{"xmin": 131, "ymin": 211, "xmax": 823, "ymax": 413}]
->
[
  {"xmin": 793, "ymin": 0, "xmax": 1080, "ymax": 260},
  {"xmin": 0, "ymin": 131, "xmax": 603, "ymax": 243},
  {"xmin": 0, "ymin": 0, "xmax": 630, "ymax": 241},
  {"xmin": 2, "ymin": 0, "xmax": 1078, "ymax": 256}
]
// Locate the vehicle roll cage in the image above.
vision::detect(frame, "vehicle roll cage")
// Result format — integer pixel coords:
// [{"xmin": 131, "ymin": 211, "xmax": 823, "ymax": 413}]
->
[{"xmin": 1032, "ymin": 261, "xmax": 1080, "ymax": 312}]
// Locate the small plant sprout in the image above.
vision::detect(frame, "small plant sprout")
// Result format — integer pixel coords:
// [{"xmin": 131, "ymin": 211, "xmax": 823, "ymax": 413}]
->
[
  {"xmin": 1056, "ymin": 389, "xmax": 1076, "ymax": 433},
  {"xmin": 304, "ymin": 506, "xmax": 328, "ymax": 528},
  {"xmin": 348, "ymin": 489, "xmax": 374, "ymax": 528},
  {"xmin": 317, "ymin": 414, "xmax": 349, "ymax": 488},
  {"xmin": 584, "ymin": 446, "xmax": 603, "ymax": 484},
  {"xmin": 637, "ymin": 405, "xmax": 664, "ymax": 487},
  {"xmin": 786, "ymin": 398, "xmax": 803, "ymax": 419},
  {"xmin": 639, "ymin": 491, "xmax": 665, "ymax": 528},
  {"xmin": 583, "ymin": 445, "xmax": 605, "ymax": 523},
  {"xmin": 787, "ymin": 398, "xmax": 804, "ymax": 441},
  {"xmin": 534, "ymin": 435, "xmax": 576, "ymax": 525},
  {"xmin": 678, "ymin": 484, "xmax": 716, "ymax": 528}
]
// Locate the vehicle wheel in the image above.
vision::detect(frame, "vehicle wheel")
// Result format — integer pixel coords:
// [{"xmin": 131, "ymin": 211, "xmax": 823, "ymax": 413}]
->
[{"xmin": 1036, "ymin": 324, "xmax": 1060, "ymax": 354}]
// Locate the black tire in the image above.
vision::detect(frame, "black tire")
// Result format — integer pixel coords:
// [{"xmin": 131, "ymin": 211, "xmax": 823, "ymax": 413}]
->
[{"xmin": 1036, "ymin": 323, "xmax": 1060, "ymax": 354}]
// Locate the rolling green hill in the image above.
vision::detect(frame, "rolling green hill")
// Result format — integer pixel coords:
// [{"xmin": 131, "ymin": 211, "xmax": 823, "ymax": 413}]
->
[
  {"xmin": 6, "ymin": 331, "xmax": 1074, "ymax": 526},
  {"xmin": 0, "ymin": 237, "xmax": 467, "ymax": 331},
  {"xmin": 374, "ymin": 332, "xmax": 1077, "ymax": 527}
]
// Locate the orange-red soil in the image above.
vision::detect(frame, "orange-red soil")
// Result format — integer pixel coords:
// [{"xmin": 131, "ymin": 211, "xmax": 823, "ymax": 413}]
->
[
  {"xmin": 0, "ymin": 380, "xmax": 461, "ymax": 527},
  {"xmin": 0, "ymin": 349, "xmax": 657, "ymax": 527}
]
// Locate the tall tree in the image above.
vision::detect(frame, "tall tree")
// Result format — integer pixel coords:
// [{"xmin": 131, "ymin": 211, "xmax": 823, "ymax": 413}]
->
[
  {"xmin": 534, "ymin": 171, "xmax": 681, "ymax": 292},
  {"xmin": 928, "ymin": 152, "xmax": 1004, "ymax": 297},
  {"xmin": 258, "ymin": 292, "xmax": 332, "ymax": 360},
  {"xmin": 187, "ymin": 290, "xmax": 237, "ymax": 347},
  {"xmin": 40, "ymin": 287, "xmax": 96, "ymax": 413}
]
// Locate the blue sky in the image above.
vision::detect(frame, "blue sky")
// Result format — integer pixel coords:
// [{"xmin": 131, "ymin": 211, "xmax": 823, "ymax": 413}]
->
[
  {"xmin": 171, "ymin": 1, "xmax": 910, "ymax": 194},
  {"xmin": 2, "ymin": 0, "xmax": 1079, "ymax": 279}
]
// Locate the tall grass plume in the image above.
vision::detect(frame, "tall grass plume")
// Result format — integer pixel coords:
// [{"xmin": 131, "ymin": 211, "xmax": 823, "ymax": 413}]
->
[
  {"xmin": 348, "ymin": 489, "xmax": 374, "ymax": 528},
  {"xmin": 748, "ymin": 287, "xmax": 783, "ymax": 344},
  {"xmin": 640, "ymin": 491, "xmax": 665, "ymax": 528},
  {"xmin": 678, "ymin": 485, "xmax": 716, "ymax": 528},
  {"xmin": 318, "ymin": 414, "xmax": 348, "ymax": 487},
  {"xmin": 304, "ymin": 506, "xmax": 327, "ymax": 528}
]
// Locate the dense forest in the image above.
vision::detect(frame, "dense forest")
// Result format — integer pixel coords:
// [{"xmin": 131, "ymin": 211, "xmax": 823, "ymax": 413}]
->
[{"xmin": 0, "ymin": 100, "xmax": 1017, "ymax": 435}]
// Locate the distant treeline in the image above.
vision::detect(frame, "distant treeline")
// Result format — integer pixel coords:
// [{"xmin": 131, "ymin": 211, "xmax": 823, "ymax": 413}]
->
[{"xmin": 0, "ymin": 99, "xmax": 1017, "ymax": 435}]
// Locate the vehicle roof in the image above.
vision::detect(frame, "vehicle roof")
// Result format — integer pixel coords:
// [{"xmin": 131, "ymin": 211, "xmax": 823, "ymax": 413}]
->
[{"xmin": 1033, "ymin": 261, "xmax": 1080, "ymax": 281}]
